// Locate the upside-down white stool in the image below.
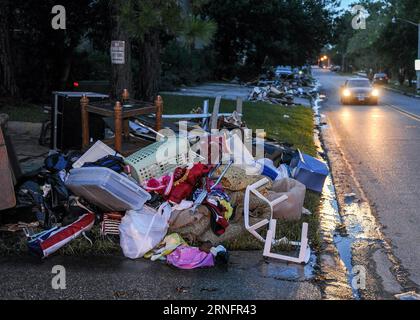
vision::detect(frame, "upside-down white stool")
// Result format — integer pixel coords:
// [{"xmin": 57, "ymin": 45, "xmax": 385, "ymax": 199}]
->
[{"xmin": 244, "ymin": 177, "xmax": 311, "ymax": 264}]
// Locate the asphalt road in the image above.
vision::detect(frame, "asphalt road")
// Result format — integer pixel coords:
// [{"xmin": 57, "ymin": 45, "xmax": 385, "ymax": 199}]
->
[{"xmin": 315, "ymin": 68, "xmax": 420, "ymax": 290}]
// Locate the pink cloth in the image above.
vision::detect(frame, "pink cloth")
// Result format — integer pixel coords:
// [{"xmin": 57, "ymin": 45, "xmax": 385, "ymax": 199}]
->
[{"xmin": 166, "ymin": 245, "xmax": 215, "ymax": 269}]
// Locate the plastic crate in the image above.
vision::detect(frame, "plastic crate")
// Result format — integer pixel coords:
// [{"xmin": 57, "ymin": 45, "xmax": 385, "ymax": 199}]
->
[
  {"xmin": 73, "ymin": 140, "xmax": 120, "ymax": 168},
  {"xmin": 65, "ymin": 167, "xmax": 151, "ymax": 211},
  {"xmin": 124, "ymin": 137, "xmax": 202, "ymax": 182}
]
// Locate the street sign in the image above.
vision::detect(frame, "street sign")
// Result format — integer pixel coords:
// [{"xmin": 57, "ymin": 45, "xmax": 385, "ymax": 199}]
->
[
  {"xmin": 111, "ymin": 41, "xmax": 125, "ymax": 65},
  {"xmin": 416, "ymin": 59, "xmax": 420, "ymax": 71}
]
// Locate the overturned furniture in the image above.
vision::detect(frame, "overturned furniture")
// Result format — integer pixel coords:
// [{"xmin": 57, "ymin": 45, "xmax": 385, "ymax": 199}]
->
[{"xmin": 244, "ymin": 177, "xmax": 310, "ymax": 264}]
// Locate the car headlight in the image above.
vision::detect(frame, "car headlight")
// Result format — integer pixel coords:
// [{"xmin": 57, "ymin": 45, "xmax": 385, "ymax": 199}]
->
[
  {"xmin": 343, "ymin": 89, "xmax": 351, "ymax": 97},
  {"xmin": 372, "ymin": 89, "xmax": 380, "ymax": 97}
]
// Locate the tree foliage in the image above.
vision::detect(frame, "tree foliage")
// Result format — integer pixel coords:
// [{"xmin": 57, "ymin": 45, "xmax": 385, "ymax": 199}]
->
[
  {"xmin": 202, "ymin": 0, "xmax": 337, "ymax": 78},
  {"xmin": 1, "ymin": 0, "xmax": 336, "ymax": 102},
  {"xmin": 331, "ymin": 0, "xmax": 419, "ymax": 83}
]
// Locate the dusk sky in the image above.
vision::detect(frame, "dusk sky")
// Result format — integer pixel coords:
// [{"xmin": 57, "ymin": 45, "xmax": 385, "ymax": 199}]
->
[{"xmin": 339, "ymin": 0, "xmax": 354, "ymax": 9}]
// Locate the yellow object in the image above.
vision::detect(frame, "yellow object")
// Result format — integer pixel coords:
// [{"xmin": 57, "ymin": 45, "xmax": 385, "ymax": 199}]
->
[
  {"xmin": 150, "ymin": 233, "xmax": 187, "ymax": 261},
  {"xmin": 220, "ymin": 199, "xmax": 233, "ymax": 220}
]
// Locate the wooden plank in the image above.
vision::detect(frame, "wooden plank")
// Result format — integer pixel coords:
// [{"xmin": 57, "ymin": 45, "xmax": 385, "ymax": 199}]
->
[
  {"xmin": 0, "ymin": 127, "xmax": 16, "ymax": 211},
  {"xmin": 211, "ymin": 96, "xmax": 221, "ymax": 130}
]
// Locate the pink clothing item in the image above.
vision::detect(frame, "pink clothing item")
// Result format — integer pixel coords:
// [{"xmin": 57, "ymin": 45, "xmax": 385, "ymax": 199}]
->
[
  {"xmin": 166, "ymin": 245, "xmax": 215, "ymax": 269},
  {"xmin": 143, "ymin": 175, "xmax": 173, "ymax": 196}
]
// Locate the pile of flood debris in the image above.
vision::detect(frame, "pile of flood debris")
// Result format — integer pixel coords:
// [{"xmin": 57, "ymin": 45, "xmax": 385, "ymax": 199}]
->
[
  {"xmin": 0, "ymin": 92, "xmax": 329, "ymax": 270},
  {"xmin": 247, "ymin": 65, "xmax": 318, "ymax": 105}
]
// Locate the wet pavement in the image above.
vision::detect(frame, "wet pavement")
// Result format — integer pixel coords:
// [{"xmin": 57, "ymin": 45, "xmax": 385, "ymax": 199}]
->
[
  {"xmin": 0, "ymin": 252, "xmax": 321, "ymax": 300},
  {"xmin": 315, "ymin": 68, "xmax": 420, "ymax": 298}
]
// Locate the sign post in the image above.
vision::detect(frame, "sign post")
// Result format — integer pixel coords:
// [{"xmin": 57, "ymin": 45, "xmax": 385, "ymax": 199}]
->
[{"xmin": 111, "ymin": 41, "xmax": 125, "ymax": 65}]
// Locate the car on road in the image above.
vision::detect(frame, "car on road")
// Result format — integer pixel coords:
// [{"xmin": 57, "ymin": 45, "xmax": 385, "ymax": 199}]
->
[
  {"xmin": 372, "ymin": 73, "xmax": 389, "ymax": 85},
  {"xmin": 340, "ymin": 78, "xmax": 380, "ymax": 105},
  {"xmin": 275, "ymin": 65, "xmax": 293, "ymax": 77}
]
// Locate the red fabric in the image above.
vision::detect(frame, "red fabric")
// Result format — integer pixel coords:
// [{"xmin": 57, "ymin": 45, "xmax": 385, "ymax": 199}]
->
[
  {"xmin": 168, "ymin": 163, "xmax": 211, "ymax": 204},
  {"xmin": 40, "ymin": 213, "xmax": 95, "ymax": 251}
]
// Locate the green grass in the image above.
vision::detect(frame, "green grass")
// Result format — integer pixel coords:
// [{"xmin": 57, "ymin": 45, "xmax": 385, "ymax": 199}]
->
[
  {"xmin": 0, "ymin": 226, "xmax": 122, "ymax": 256},
  {"xmin": 385, "ymin": 83, "xmax": 418, "ymax": 96},
  {"xmin": 0, "ymin": 101, "xmax": 47, "ymax": 123},
  {"xmin": 162, "ymin": 94, "xmax": 317, "ymax": 156}
]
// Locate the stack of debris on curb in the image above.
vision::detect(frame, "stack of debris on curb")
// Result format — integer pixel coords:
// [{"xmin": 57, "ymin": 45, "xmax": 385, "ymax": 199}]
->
[
  {"xmin": 0, "ymin": 91, "xmax": 329, "ymax": 270},
  {"xmin": 247, "ymin": 65, "xmax": 318, "ymax": 106}
]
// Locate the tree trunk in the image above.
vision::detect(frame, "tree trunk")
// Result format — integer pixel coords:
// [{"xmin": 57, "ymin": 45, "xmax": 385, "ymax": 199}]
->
[
  {"xmin": 138, "ymin": 32, "xmax": 161, "ymax": 102},
  {"xmin": 0, "ymin": 0, "xmax": 18, "ymax": 98},
  {"xmin": 59, "ymin": 50, "xmax": 73, "ymax": 90},
  {"xmin": 110, "ymin": 0, "xmax": 133, "ymax": 100}
]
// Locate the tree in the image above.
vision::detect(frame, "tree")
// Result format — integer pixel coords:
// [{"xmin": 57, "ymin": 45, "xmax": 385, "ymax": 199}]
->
[
  {"xmin": 181, "ymin": 15, "xmax": 216, "ymax": 53},
  {"xmin": 8, "ymin": 0, "xmax": 101, "ymax": 100},
  {"xmin": 202, "ymin": 0, "xmax": 337, "ymax": 79},
  {"xmin": 0, "ymin": 0, "xmax": 18, "ymax": 98},
  {"xmin": 121, "ymin": 0, "xmax": 215, "ymax": 101},
  {"xmin": 121, "ymin": 0, "xmax": 183, "ymax": 101},
  {"xmin": 110, "ymin": 0, "xmax": 133, "ymax": 99},
  {"xmin": 331, "ymin": 0, "xmax": 420, "ymax": 83}
]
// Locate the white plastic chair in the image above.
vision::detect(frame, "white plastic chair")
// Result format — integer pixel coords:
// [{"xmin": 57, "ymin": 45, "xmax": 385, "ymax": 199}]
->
[{"xmin": 244, "ymin": 177, "xmax": 311, "ymax": 264}]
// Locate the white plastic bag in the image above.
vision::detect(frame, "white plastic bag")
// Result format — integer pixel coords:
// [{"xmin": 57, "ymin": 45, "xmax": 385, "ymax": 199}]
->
[{"xmin": 119, "ymin": 202, "xmax": 171, "ymax": 259}]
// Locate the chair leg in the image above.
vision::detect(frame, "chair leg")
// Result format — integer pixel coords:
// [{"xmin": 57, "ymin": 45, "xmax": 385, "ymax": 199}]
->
[{"xmin": 263, "ymin": 220, "xmax": 311, "ymax": 264}]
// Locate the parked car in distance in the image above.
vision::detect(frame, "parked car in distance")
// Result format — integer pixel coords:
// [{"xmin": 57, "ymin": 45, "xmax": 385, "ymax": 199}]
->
[
  {"xmin": 372, "ymin": 73, "xmax": 389, "ymax": 85},
  {"xmin": 340, "ymin": 78, "xmax": 380, "ymax": 105},
  {"xmin": 275, "ymin": 65, "xmax": 293, "ymax": 77},
  {"xmin": 330, "ymin": 65, "xmax": 341, "ymax": 72}
]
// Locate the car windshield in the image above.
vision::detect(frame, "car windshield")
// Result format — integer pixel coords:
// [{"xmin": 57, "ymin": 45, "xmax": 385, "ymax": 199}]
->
[
  {"xmin": 375, "ymin": 74, "xmax": 386, "ymax": 78},
  {"xmin": 347, "ymin": 80, "xmax": 371, "ymax": 88}
]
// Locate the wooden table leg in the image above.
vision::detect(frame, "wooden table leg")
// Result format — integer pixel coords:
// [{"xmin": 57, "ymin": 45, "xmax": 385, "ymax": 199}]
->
[
  {"xmin": 123, "ymin": 119, "xmax": 130, "ymax": 140},
  {"xmin": 80, "ymin": 95, "xmax": 90, "ymax": 149},
  {"xmin": 114, "ymin": 101, "xmax": 123, "ymax": 153}
]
